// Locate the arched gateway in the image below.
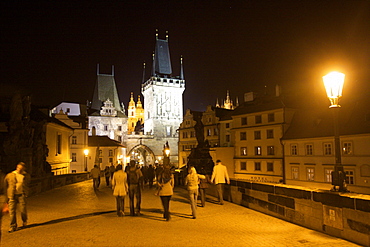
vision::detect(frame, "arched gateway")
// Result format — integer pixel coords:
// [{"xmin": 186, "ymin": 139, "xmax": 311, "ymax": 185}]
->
[{"xmin": 127, "ymin": 144, "xmax": 156, "ymax": 166}]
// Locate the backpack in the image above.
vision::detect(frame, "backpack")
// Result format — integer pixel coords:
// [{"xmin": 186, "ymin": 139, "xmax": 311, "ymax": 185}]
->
[{"xmin": 128, "ymin": 168, "xmax": 139, "ymax": 185}]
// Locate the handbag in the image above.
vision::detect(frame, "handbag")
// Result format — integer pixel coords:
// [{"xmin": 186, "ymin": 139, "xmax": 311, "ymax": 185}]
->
[{"xmin": 2, "ymin": 203, "xmax": 9, "ymax": 215}]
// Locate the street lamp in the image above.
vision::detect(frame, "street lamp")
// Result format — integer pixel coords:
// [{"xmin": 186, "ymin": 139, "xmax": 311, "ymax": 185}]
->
[
  {"xmin": 84, "ymin": 149, "xmax": 89, "ymax": 172},
  {"xmin": 163, "ymin": 141, "xmax": 170, "ymax": 166},
  {"xmin": 322, "ymin": 71, "xmax": 347, "ymax": 192}
]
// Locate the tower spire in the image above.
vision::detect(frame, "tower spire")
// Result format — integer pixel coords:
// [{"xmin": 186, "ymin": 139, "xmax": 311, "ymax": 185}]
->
[
  {"xmin": 180, "ymin": 56, "xmax": 184, "ymax": 80},
  {"xmin": 142, "ymin": 62, "xmax": 146, "ymax": 83}
]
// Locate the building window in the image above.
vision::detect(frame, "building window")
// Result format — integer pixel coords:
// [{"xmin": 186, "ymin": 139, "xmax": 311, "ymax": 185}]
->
[
  {"xmin": 240, "ymin": 147, "xmax": 247, "ymax": 156},
  {"xmin": 255, "ymin": 146, "xmax": 262, "ymax": 156},
  {"xmin": 118, "ymin": 136, "xmax": 122, "ymax": 142},
  {"xmin": 104, "ymin": 125, "xmax": 108, "ymax": 131},
  {"xmin": 226, "ymin": 135, "xmax": 230, "ymax": 142},
  {"xmin": 240, "ymin": 162, "xmax": 247, "ymax": 170},
  {"xmin": 267, "ymin": 146, "xmax": 275, "ymax": 155},
  {"xmin": 166, "ymin": 126, "xmax": 172, "ymax": 137},
  {"xmin": 325, "ymin": 168, "xmax": 333, "ymax": 183},
  {"xmin": 190, "ymin": 131, "xmax": 195, "ymax": 138},
  {"xmin": 240, "ymin": 132, "xmax": 247, "ymax": 140},
  {"xmin": 267, "ymin": 162, "xmax": 274, "ymax": 172},
  {"xmin": 72, "ymin": 136, "xmax": 77, "ymax": 144},
  {"xmin": 99, "ymin": 150, "xmax": 102, "ymax": 156},
  {"xmin": 109, "ymin": 150, "xmax": 113, "ymax": 157},
  {"xmin": 109, "ymin": 157, "xmax": 113, "ymax": 163},
  {"xmin": 268, "ymin": 113, "xmax": 275, "ymax": 122},
  {"xmin": 56, "ymin": 133, "xmax": 62, "ymax": 155},
  {"xmin": 305, "ymin": 144, "xmax": 313, "ymax": 156},
  {"xmin": 266, "ymin": 129, "xmax": 274, "ymax": 139},
  {"xmin": 324, "ymin": 143, "xmax": 332, "ymax": 155},
  {"xmin": 255, "ymin": 115, "xmax": 262, "ymax": 124},
  {"xmin": 226, "ymin": 123, "xmax": 230, "ymax": 128},
  {"xmin": 254, "ymin": 131, "xmax": 261, "ymax": 140},
  {"xmin": 345, "ymin": 170, "xmax": 354, "ymax": 185},
  {"xmin": 241, "ymin": 117, "xmax": 247, "ymax": 125},
  {"xmin": 208, "ymin": 117, "xmax": 212, "ymax": 123},
  {"xmin": 291, "ymin": 144, "xmax": 298, "ymax": 155},
  {"xmin": 214, "ymin": 128, "xmax": 218, "ymax": 136},
  {"xmin": 255, "ymin": 162, "xmax": 261, "ymax": 171},
  {"xmin": 307, "ymin": 167, "xmax": 315, "ymax": 181},
  {"xmin": 343, "ymin": 142, "xmax": 353, "ymax": 155},
  {"xmin": 207, "ymin": 129, "xmax": 212, "ymax": 136},
  {"xmin": 71, "ymin": 153, "xmax": 77, "ymax": 162},
  {"xmin": 183, "ymin": 132, "xmax": 188, "ymax": 138},
  {"xmin": 118, "ymin": 125, "xmax": 122, "ymax": 131},
  {"xmin": 292, "ymin": 167, "xmax": 299, "ymax": 180}
]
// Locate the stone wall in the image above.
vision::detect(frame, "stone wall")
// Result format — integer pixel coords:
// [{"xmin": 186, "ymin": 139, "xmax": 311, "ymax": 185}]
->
[
  {"xmin": 28, "ymin": 173, "xmax": 90, "ymax": 196},
  {"xmin": 208, "ymin": 180, "xmax": 370, "ymax": 246}
]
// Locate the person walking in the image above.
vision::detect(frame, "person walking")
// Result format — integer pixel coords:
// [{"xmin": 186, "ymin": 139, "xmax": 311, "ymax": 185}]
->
[
  {"xmin": 147, "ymin": 164, "xmax": 155, "ymax": 188},
  {"xmin": 157, "ymin": 165, "xmax": 174, "ymax": 221},
  {"xmin": 109, "ymin": 164, "xmax": 116, "ymax": 180},
  {"xmin": 198, "ymin": 166, "xmax": 211, "ymax": 207},
  {"xmin": 5, "ymin": 162, "xmax": 30, "ymax": 233},
  {"xmin": 111, "ymin": 164, "xmax": 128, "ymax": 217},
  {"xmin": 104, "ymin": 166, "xmax": 111, "ymax": 186},
  {"xmin": 211, "ymin": 160, "xmax": 230, "ymax": 205},
  {"xmin": 127, "ymin": 160, "xmax": 144, "ymax": 216},
  {"xmin": 185, "ymin": 166, "xmax": 205, "ymax": 219},
  {"xmin": 90, "ymin": 165, "xmax": 101, "ymax": 190},
  {"xmin": 0, "ymin": 169, "xmax": 7, "ymax": 241}
]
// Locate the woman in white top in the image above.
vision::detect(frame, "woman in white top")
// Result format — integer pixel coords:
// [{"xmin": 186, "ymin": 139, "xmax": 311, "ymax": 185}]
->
[
  {"xmin": 112, "ymin": 164, "xmax": 128, "ymax": 217},
  {"xmin": 185, "ymin": 166, "xmax": 205, "ymax": 219}
]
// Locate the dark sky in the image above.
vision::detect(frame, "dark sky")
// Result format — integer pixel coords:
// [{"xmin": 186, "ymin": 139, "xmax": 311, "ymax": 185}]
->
[{"xmin": 1, "ymin": 0, "xmax": 370, "ymax": 112}]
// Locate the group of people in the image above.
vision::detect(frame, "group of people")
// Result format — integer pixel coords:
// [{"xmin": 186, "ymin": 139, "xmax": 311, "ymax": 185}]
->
[
  {"xmin": 0, "ymin": 162, "xmax": 30, "ymax": 237},
  {"xmin": 100, "ymin": 159, "xmax": 229, "ymax": 221}
]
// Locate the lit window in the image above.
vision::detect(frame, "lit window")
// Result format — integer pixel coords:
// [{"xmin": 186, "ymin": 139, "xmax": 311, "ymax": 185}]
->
[
  {"xmin": 207, "ymin": 129, "xmax": 212, "ymax": 136},
  {"xmin": 240, "ymin": 147, "xmax": 247, "ymax": 156},
  {"xmin": 267, "ymin": 146, "xmax": 275, "ymax": 155},
  {"xmin": 325, "ymin": 169, "xmax": 333, "ymax": 183},
  {"xmin": 71, "ymin": 153, "xmax": 77, "ymax": 162},
  {"xmin": 292, "ymin": 167, "xmax": 299, "ymax": 180},
  {"xmin": 255, "ymin": 146, "xmax": 262, "ymax": 156},
  {"xmin": 324, "ymin": 143, "xmax": 332, "ymax": 155},
  {"xmin": 343, "ymin": 142, "xmax": 353, "ymax": 155},
  {"xmin": 307, "ymin": 167, "xmax": 315, "ymax": 181},
  {"xmin": 109, "ymin": 150, "xmax": 113, "ymax": 157}
]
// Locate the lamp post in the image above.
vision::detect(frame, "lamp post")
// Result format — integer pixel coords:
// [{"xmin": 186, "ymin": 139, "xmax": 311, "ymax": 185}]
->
[
  {"xmin": 84, "ymin": 149, "xmax": 89, "ymax": 172},
  {"xmin": 163, "ymin": 141, "xmax": 170, "ymax": 167},
  {"xmin": 322, "ymin": 71, "xmax": 347, "ymax": 192}
]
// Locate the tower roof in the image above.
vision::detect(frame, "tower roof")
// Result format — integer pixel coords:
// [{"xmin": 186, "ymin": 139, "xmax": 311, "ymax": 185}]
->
[
  {"xmin": 153, "ymin": 38, "xmax": 172, "ymax": 76},
  {"xmin": 91, "ymin": 66, "xmax": 122, "ymax": 113}
]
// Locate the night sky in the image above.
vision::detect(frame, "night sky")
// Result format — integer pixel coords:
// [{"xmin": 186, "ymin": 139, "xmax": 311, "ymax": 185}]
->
[{"xmin": 1, "ymin": 1, "xmax": 370, "ymax": 112}]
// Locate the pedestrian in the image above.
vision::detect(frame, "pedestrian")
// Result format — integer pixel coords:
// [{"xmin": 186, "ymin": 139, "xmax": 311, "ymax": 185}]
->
[
  {"xmin": 127, "ymin": 160, "xmax": 144, "ymax": 216},
  {"xmin": 185, "ymin": 166, "xmax": 205, "ymax": 219},
  {"xmin": 157, "ymin": 164, "xmax": 174, "ymax": 221},
  {"xmin": 0, "ymin": 168, "xmax": 7, "ymax": 241},
  {"xmin": 211, "ymin": 160, "xmax": 230, "ymax": 205},
  {"xmin": 104, "ymin": 166, "xmax": 111, "ymax": 186},
  {"xmin": 147, "ymin": 164, "xmax": 155, "ymax": 188},
  {"xmin": 111, "ymin": 164, "xmax": 128, "ymax": 217},
  {"xmin": 5, "ymin": 162, "xmax": 30, "ymax": 233},
  {"xmin": 90, "ymin": 165, "xmax": 101, "ymax": 190},
  {"xmin": 198, "ymin": 166, "xmax": 211, "ymax": 207},
  {"xmin": 109, "ymin": 164, "xmax": 116, "ymax": 180}
]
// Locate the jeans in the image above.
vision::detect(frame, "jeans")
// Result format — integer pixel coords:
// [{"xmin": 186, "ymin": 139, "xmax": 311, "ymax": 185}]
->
[
  {"xmin": 188, "ymin": 189, "xmax": 198, "ymax": 218},
  {"xmin": 160, "ymin": 196, "xmax": 171, "ymax": 220},
  {"xmin": 9, "ymin": 194, "xmax": 27, "ymax": 228},
  {"xmin": 199, "ymin": 188, "xmax": 207, "ymax": 207},
  {"xmin": 93, "ymin": 177, "xmax": 100, "ymax": 189},
  {"xmin": 128, "ymin": 184, "xmax": 141, "ymax": 215},
  {"xmin": 115, "ymin": 196, "xmax": 125, "ymax": 215}
]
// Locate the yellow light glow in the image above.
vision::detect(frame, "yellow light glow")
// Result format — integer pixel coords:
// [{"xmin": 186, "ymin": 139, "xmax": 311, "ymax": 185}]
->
[
  {"xmin": 84, "ymin": 149, "xmax": 89, "ymax": 156},
  {"xmin": 165, "ymin": 149, "xmax": 170, "ymax": 156},
  {"xmin": 323, "ymin": 71, "xmax": 345, "ymax": 107}
]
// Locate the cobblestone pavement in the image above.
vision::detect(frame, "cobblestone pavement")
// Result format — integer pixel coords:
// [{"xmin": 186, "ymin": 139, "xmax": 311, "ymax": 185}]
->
[{"xmin": 1, "ymin": 180, "xmax": 360, "ymax": 247}]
